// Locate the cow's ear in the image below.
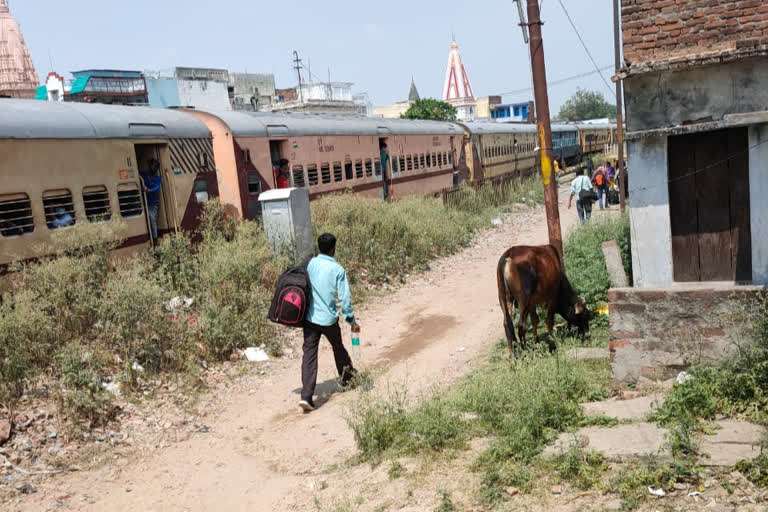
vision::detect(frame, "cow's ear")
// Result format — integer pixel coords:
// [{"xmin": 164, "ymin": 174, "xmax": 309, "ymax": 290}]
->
[{"xmin": 574, "ymin": 297, "xmax": 587, "ymax": 315}]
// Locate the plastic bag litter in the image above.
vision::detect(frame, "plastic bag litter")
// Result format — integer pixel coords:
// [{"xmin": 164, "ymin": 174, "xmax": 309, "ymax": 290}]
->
[
  {"xmin": 166, "ymin": 296, "xmax": 194, "ymax": 313},
  {"xmin": 491, "ymin": 218, "xmax": 503, "ymax": 226},
  {"xmin": 244, "ymin": 347, "xmax": 270, "ymax": 362},
  {"xmin": 676, "ymin": 371, "xmax": 692, "ymax": 385},
  {"xmin": 648, "ymin": 487, "xmax": 666, "ymax": 497}
]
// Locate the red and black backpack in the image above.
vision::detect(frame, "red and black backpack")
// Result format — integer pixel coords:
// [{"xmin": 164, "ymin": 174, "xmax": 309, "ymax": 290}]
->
[{"xmin": 267, "ymin": 255, "xmax": 313, "ymax": 328}]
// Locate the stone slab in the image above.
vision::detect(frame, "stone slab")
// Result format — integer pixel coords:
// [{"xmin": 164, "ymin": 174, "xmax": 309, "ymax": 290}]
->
[
  {"xmin": 568, "ymin": 347, "xmax": 610, "ymax": 361},
  {"xmin": 602, "ymin": 241, "xmax": 628, "ymax": 288},
  {"xmin": 543, "ymin": 423, "xmax": 668, "ymax": 460},
  {"xmin": 699, "ymin": 420, "xmax": 766, "ymax": 467},
  {"xmin": 582, "ymin": 395, "xmax": 660, "ymax": 421}
]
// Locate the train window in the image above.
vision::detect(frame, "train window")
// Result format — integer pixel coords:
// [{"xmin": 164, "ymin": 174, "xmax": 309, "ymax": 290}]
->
[
  {"xmin": 406, "ymin": 156, "xmax": 413, "ymax": 171},
  {"xmin": 292, "ymin": 166, "xmax": 306, "ymax": 188},
  {"xmin": 364, "ymin": 159, "xmax": 373, "ymax": 178},
  {"xmin": 242, "ymin": 149, "xmax": 251, "ymax": 164},
  {"xmin": 448, "ymin": 153, "xmax": 453, "ymax": 165},
  {"xmin": 426, "ymin": 153, "xmax": 432, "ymax": 168},
  {"xmin": 43, "ymin": 189, "xmax": 76, "ymax": 230},
  {"xmin": 437, "ymin": 153, "xmax": 443, "ymax": 167},
  {"xmin": 374, "ymin": 159, "xmax": 382, "ymax": 177},
  {"xmin": 194, "ymin": 180, "xmax": 209, "ymax": 203},
  {"xmin": 307, "ymin": 165, "xmax": 319, "ymax": 186},
  {"xmin": 355, "ymin": 160, "xmax": 364, "ymax": 179},
  {"xmin": 333, "ymin": 163, "xmax": 343, "ymax": 183},
  {"xmin": 432, "ymin": 152, "xmax": 438, "ymax": 167},
  {"xmin": 321, "ymin": 164, "xmax": 331, "ymax": 184},
  {"xmin": 117, "ymin": 184, "xmax": 143, "ymax": 218},
  {"xmin": 419, "ymin": 154, "xmax": 425, "ymax": 169},
  {"xmin": 247, "ymin": 173, "xmax": 261, "ymax": 194},
  {"xmin": 0, "ymin": 193, "xmax": 34, "ymax": 237},
  {"xmin": 83, "ymin": 186, "xmax": 112, "ymax": 222},
  {"xmin": 345, "ymin": 161, "xmax": 353, "ymax": 181}
]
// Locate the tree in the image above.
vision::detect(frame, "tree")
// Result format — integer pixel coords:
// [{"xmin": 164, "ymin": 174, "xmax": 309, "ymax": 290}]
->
[
  {"xmin": 558, "ymin": 89, "xmax": 616, "ymax": 121},
  {"xmin": 401, "ymin": 98, "xmax": 457, "ymax": 122}
]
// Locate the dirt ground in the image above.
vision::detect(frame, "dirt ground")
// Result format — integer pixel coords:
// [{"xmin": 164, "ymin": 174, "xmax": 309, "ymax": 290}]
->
[{"xmin": 6, "ymin": 185, "xmax": 621, "ymax": 512}]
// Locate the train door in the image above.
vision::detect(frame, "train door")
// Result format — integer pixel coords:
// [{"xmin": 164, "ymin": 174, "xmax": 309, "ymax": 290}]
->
[
  {"xmin": 378, "ymin": 137, "xmax": 389, "ymax": 199},
  {"xmin": 269, "ymin": 140, "xmax": 286, "ymax": 188},
  {"xmin": 134, "ymin": 143, "xmax": 176, "ymax": 246}
]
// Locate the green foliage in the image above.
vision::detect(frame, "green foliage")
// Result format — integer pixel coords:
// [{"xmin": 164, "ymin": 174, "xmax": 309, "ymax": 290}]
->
[
  {"xmin": 447, "ymin": 176, "xmax": 544, "ymax": 216},
  {"xmin": 55, "ymin": 345, "xmax": 117, "ymax": 428},
  {"xmin": 558, "ymin": 88, "xmax": 616, "ymax": 121},
  {"xmin": 401, "ymin": 98, "xmax": 457, "ymax": 122},
  {"xmin": 735, "ymin": 454, "xmax": 768, "ymax": 487},
  {"xmin": 553, "ymin": 445, "xmax": 607, "ymax": 490},
  {"xmin": 610, "ymin": 457, "xmax": 699, "ymax": 511},
  {"xmin": 563, "ymin": 214, "xmax": 632, "ymax": 306},
  {"xmin": 312, "ymin": 194, "xmax": 485, "ymax": 285},
  {"xmin": 434, "ymin": 489, "xmax": 456, "ymax": 512}
]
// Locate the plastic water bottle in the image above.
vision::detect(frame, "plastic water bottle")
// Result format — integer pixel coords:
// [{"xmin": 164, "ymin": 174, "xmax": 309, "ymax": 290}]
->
[{"xmin": 351, "ymin": 333, "xmax": 361, "ymax": 360}]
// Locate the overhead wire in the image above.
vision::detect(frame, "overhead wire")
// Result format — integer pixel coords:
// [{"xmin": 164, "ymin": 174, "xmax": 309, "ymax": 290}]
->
[
  {"xmin": 499, "ymin": 65, "xmax": 614, "ymax": 97},
  {"xmin": 556, "ymin": 0, "xmax": 615, "ymax": 98}
]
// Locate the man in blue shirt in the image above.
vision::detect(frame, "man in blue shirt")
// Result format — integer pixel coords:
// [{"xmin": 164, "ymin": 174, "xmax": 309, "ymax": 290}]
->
[
  {"xmin": 140, "ymin": 158, "xmax": 162, "ymax": 242},
  {"xmin": 300, "ymin": 233, "xmax": 360, "ymax": 412}
]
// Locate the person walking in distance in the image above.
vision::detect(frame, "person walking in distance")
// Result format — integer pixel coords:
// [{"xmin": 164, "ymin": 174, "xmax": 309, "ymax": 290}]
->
[
  {"xmin": 300, "ymin": 233, "xmax": 360, "ymax": 412},
  {"xmin": 140, "ymin": 158, "xmax": 162, "ymax": 242},
  {"xmin": 591, "ymin": 165, "xmax": 608, "ymax": 209},
  {"xmin": 568, "ymin": 167, "xmax": 595, "ymax": 223},
  {"xmin": 380, "ymin": 142, "xmax": 390, "ymax": 199}
]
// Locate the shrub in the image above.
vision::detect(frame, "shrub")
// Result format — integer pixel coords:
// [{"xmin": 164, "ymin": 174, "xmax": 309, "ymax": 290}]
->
[
  {"xmin": 563, "ymin": 214, "xmax": 632, "ymax": 306},
  {"xmin": 553, "ymin": 445, "xmax": 607, "ymax": 490},
  {"xmin": 55, "ymin": 345, "xmax": 117, "ymax": 428}
]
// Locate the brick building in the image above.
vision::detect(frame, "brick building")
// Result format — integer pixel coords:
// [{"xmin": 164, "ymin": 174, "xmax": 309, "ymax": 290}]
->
[{"xmin": 610, "ymin": 0, "xmax": 768, "ymax": 384}]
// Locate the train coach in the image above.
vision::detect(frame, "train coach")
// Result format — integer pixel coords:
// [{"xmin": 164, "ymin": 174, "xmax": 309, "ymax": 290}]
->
[
  {"xmin": 185, "ymin": 111, "xmax": 462, "ymax": 220},
  {"xmin": 0, "ymin": 100, "xmax": 217, "ymax": 268}
]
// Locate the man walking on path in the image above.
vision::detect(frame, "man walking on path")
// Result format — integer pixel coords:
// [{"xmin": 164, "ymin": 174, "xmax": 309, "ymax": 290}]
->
[
  {"xmin": 300, "ymin": 233, "xmax": 360, "ymax": 412},
  {"xmin": 568, "ymin": 167, "xmax": 595, "ymax": 223}
]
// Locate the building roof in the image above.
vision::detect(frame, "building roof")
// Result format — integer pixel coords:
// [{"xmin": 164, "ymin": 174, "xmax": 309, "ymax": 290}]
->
[
  {"xmin": 0, "ymin": 99, "xmax": 211, "ymax": 139},
  {"xmin": 201, "ymin": 110, "xmax": 461, "ymax": 137}
]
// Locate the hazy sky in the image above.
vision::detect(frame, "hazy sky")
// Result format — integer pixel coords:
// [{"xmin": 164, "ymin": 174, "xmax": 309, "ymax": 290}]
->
[{"xmin": 14, "ymin": 0, "xmax": 618, "ymax": 112}]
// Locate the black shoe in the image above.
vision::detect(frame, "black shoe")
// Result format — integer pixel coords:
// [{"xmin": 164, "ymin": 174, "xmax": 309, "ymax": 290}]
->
[{"xmin": 299, "ymin": 399, "xmax": 315, "ymax": 412}]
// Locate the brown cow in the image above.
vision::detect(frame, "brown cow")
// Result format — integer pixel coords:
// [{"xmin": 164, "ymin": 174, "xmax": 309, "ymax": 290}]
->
[{"xmin": 497, "ymin": 245, "xmax": 590, "ymax": 355}]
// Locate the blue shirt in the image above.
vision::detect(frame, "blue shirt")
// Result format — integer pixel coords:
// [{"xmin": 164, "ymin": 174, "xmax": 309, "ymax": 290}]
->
[
  {"xmin": 140, "ymin": 172, "xmax": 162, "ymax": 208},
  {"xmin": 306, "ymin": 254, "xmax": 355, "ymax": 327}
]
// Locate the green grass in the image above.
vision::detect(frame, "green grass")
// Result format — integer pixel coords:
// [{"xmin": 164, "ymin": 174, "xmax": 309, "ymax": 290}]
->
[{"xmin": 563, "ymin": 214, "xmax": 632, "ymax": 307}]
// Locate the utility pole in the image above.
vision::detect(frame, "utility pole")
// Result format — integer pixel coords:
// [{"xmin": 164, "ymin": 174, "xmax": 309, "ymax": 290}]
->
[
  {"xmin": 522, "ymin": 0, "xmax": 564, "ymax": 260},
  {"xmin": 613, "ymin": 0, "xmax": 626, "ymax": 212},
  {"xmin": 293, "ymin": 51, "xmax": 303, "ymax": 103}
]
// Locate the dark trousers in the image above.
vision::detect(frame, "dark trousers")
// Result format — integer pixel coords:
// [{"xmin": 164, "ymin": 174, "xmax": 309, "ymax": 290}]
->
[{"xmin": 301, "ymin": 320, "xmax": 354, "ymax": 401}]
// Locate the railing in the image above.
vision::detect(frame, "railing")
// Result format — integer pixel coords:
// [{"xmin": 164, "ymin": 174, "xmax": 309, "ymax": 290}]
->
[
  {"xmin": 440, "ymin": 173, "xmax": 529, "ymax": 208},
  {"xmin": 603, "ymin": 143, "xmax": 627, "ymax": 159}
]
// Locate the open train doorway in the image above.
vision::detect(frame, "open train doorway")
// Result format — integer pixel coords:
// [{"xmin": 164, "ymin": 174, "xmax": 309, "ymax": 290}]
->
[
  {"xmin": 269, "ymin": 140, "xmax": 286, "ymax": 188},
  {"xmin": 378, "ymin": 137, "xmax": 390, "ymax": 199},
  {"xmin": 134, "ymin": 143, "xmax": 174, "ymax": 247}
]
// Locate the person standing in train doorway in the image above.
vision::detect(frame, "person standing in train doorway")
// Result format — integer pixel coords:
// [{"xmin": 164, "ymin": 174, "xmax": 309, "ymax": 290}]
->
[
  {"xmin": 140, "ymin": 158, "xmax": 162, "ymax": 243},
  {"xmin": 379, "ymin": 142, "xmax": 390, "ymax": 199},
  {"xmin": 274, "ymin": 158, "xmax": 290, "ymax": 189}
]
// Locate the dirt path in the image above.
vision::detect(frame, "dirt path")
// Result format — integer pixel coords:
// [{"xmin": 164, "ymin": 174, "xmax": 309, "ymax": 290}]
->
[{"xmin": 13, "ymin": 186, "xmax": 595, "ymax": 512}]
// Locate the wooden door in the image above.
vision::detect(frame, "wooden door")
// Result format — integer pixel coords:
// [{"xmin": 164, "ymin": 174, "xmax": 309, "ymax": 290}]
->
[{"xmin": 668, "ymin": 128, "xmax": 751, "ymax": 282}]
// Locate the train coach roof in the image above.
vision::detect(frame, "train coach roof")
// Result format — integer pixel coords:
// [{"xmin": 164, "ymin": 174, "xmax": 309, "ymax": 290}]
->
[
  {"xmin": 459, "ymin": 122, "xmax": 538, "ymax": 135},
  {"xmin": 199, "ymin": 110, "xmax": 460, "ymax": 137},
  {"xmin": 0, "ymin": 99, "xmax": 211, "ymax": 139}
]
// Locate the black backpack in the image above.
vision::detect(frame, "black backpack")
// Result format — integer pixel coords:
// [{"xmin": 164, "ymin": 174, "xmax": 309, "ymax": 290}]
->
[{"xmin": 267, "ymin": 255, "xmax": 313, "ymax": 328}]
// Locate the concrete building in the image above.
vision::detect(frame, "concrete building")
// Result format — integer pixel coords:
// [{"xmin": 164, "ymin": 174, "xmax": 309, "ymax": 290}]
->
[
  {"xmin": 263, "ymin": 81, "xmax": 358, "ymax": 115},
  {"xmin": 491, "ymin": 101, "xmax": 534, "ymax": 123},
  {"xmin": 35, "ymin": 71, "xmax": 68, "ymax": 101},
  {"xmin": 609, "ymin": 0, "xmax": 768, "ymax": 384},
  {"xmin": 229, "ymin": 72, "xmax": 275, "ymax": 111},
  {"xmin": 65, "ymin": 69, "xmax": 148, "ymax": 105},
  {"xmin": 442, "ymin": 40, "xmax": 476, "ymax": 121},
  {"xmin": 475, "ymin": 96, "xmax": 501, "ymax": 120},
  {"xmin": 146, "ymin": 67, "xmax": 231, "ymax": 111},
  {"xmin": 0, "ymin": 0, "xmax": 38, "ymax": 98},
  {"xmin": 373, "ymin": 78, "xmax": 420, "ymax": 119}
]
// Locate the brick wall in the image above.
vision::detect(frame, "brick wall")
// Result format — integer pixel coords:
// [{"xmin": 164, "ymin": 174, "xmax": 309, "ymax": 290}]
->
[
  {"xmin": 622, "ymin": 0, "xmax": 768, "ymax": 67},
  {"xmin": 608, "ymin": 285, "xmax": 762, "ymax": 385}
]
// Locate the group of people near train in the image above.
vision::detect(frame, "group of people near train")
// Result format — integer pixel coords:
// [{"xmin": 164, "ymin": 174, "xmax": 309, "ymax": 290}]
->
[{"xmin": 568, "ymin": 159, "xmax": 628, "ymax": 223}]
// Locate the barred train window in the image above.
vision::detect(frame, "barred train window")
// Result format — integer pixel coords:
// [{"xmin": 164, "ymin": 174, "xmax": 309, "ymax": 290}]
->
[
  {"xmin": 307, "ymin": 165, "xmax": 319, "ymax": 186},
  {"xmin": 448, "ymin": 153, "xmax": 453, "ymax": 165},
  {"xmin": 117, "ymin": 184, "xmax": 143, "ymax": 218},
  {"xmin": 0, "ymin": 193, "xmax": 34, "ymax": 237},
  {"xmin": 438, "ymin": 153, "xmax": 443, "ymax": 167},
  {"xmin": 247, "ymin": 173, "xmax": 261, "ymax": 194},
  {"xmin": 406, "ymin": 156, "xmax": 413, "ymax": 171},
  {"xmin": 374, "ymin": 159, "xmax": 382, "ymax": 176},
  {"xmin": 292, "ymin": 166, "xmax": 306, "ymax": 188},
  {"xmin": 426, "ymin": 154, "xmax": 432, "ymax": 168},
  {"xmin": 333, "ymin": 163, "xmax": 343, "ymax": 183},
  {"xmin": 355, "ymin": 160, "xmax": 364, "ymax": 179},
  {"xmin": 321, "ymin": 163, "xmax": 331, "ymax": 184},
  {"xmin": 43, "ymin": 189, "xmax": 76, "ymax": 230},
  {"xmin": 83, "ymin": 185, "xmax": 112, "ymax": 222},
  {"xmin": 364, "ymin": 159, "xmax": 373, "ymax": 178},
  {"xmin": 345, "ymin": 161, "xmax": 353, "ymax": 181},
  {"xmin": 420, "ymin": 154, "xmax": 425, "ymax": 169}
]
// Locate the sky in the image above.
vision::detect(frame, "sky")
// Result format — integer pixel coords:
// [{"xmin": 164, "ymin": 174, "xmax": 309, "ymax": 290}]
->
[{"xmin": 13, "ymin": 0, "xmax": 618, "ymax": 113}]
